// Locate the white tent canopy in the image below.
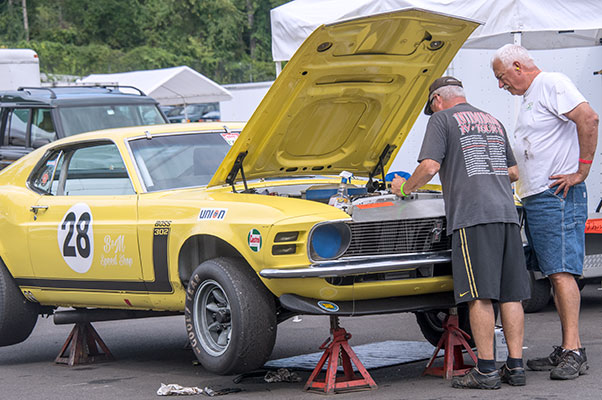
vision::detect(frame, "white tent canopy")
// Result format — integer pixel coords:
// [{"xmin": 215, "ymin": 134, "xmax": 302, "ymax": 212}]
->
[
  {"xmin": 79, "ymin": 66, "xmax": 232, "ymax": 106},
  {"xmin": 271, "ymin": 0, "xmax": 602, "ymax": 61}
]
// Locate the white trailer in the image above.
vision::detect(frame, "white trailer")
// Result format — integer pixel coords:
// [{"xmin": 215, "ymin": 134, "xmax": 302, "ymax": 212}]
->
[
  {"xmin": 220, "ymin": 81, "xmax": 273, "ymax": 122},
  {"xmin": 0, "ymin": 49, "xmax": 41, "ymax": 90}
]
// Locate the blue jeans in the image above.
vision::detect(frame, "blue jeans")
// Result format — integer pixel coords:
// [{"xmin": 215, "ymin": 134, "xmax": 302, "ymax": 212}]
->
[{"xmin": 522, "ymin": 183, "xmax": 587, "ymax": 276}]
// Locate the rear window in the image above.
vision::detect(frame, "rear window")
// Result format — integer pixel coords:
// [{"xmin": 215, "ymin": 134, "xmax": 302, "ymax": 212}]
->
[
  {"xmin": 57, "ymin": 104, "xmax": 166, "ymax": 137},
  {"xmin": 31, "ymin": 108, "xmax": 56, "ymax": 148}
]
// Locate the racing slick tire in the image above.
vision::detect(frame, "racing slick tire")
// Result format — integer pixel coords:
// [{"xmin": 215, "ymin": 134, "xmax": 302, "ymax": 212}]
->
[
  {"xmin": 522, "ymin": 272, "xmax": 551, "ymax": 313},
  {"xmin": 0, "ymin": 259, "xmax": 39, "ymax": 346},
  {"xmin": 185, "ymin": 257, "xmax": 277, "ymax": 374},
  {"xmin": 415, "ymin": 307, "xmax": 475, "ymax": 348}
]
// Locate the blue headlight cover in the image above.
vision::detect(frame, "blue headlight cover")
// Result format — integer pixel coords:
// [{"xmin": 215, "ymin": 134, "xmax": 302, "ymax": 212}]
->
[{"xmin": 310, "ymin": 223, "xmax": 351, "ymax": 260}]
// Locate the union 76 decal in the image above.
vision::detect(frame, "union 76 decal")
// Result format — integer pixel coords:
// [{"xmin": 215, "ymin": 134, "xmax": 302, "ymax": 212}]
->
[
  {"xmin": 199, "ymin": 208, "xmax": 227, "ymax": 220},
  {"xmin": 57, "ymin": 203, "xmax": 94, "ymax": 273}
]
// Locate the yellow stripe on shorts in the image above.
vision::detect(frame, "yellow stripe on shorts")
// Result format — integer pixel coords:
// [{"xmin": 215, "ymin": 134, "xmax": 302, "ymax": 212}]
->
[{"xmin": 460, "ymin": 228, "xmax": 478, "ymax": 297}]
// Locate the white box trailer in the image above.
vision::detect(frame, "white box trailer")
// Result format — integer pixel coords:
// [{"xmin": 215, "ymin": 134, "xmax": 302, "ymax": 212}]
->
[
  {"xmin": 0, "ymin": 49, "xmax": 41, "ymax": 90},
  {"xmin": 220, "ymin": 81, "xmax": 273, "ymax": 122}
]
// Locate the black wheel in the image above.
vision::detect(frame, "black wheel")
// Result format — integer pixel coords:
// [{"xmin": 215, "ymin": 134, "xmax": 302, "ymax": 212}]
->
[
  {"xmin": 415, "ymin": 306, "xmax": 474, "ymax": 348},
  {"xmin": 185, "ymin": 257, "xmax": 276, "ymax": 374},
  {"xmin": 0, "ymin": 259, "xmax": 39, "ymax": 346},
  {"xmin": 522, "ymin": 272, "xmax": 551, "ymax": 313}
]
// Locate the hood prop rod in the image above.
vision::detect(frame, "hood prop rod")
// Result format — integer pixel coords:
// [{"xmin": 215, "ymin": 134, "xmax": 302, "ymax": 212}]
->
[
  {"xmin": 226, "ymin": 151, "xmax": 249, "ymax": 193},
  {"xmin": 367, "ymin": 144, "xmax": 396, "ymax": 192}
]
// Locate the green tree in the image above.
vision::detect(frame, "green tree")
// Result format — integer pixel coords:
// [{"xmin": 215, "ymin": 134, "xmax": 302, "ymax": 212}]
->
[
  {"xmin": 0, "ymin": 0, "xmax": 26, "ymax": 41},
  {"xmin": 1, "ymin": 0, "xmax": 289, "ymax": 84}
]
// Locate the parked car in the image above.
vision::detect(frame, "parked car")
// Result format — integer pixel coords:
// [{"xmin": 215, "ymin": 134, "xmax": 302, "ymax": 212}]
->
[
  {"xmin": 0, "ymin": 9, "xmax": 479, "ymax": 374},
  {"xmin": 166, "ymin": 103, "xmax": 219, "ymax": 123},
  {"xmin": 159, "ymin": 104, "xmax": 176, "ymax": 116},
  {"xmin": 0, "ymin": 85, "xmax": 167, "ymax": 169},
  {"xmin": 199, "ymin": 110, "xmax": 220, "ymax": 122}
]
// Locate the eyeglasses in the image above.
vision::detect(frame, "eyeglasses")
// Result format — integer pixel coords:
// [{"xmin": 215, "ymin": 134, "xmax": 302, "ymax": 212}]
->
[{"xmin": 428, "ymin": 93, "xmax": 439, "ymax": 107}]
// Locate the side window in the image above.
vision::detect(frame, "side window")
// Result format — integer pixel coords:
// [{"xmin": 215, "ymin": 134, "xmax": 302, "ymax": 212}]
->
[
  {"xmin": 6, "ymin": 109, "xmax": 30, "ymax": 147},
  {"xmin": 63, "ymin": 143, "xmax": 135, "ymax": 196},
  {"xmin": 29, "ymin": 142, "xmax": 135, "ymax": 196},
  {"xmin": 139, "ymin": 105, "xmax": 166, "ymax": 125},
  {"xmin": 29, "ymin": 150, "xmax": 63, "ymax": 194},
  {"xmin": 31, "ymin": 108, "xmax": 56, "ymax": 148}
]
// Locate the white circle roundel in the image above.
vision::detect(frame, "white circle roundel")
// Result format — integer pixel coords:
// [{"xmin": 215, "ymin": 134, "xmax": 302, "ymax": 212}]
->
[{"xmin": 57, "ymin": 203, "xmax": 94, "ymax": 274}]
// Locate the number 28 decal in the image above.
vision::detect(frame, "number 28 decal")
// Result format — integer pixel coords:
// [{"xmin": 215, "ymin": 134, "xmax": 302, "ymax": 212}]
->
[{"xmin": 57, "ymin": 203, "xmax": 94, "ymax": 273}]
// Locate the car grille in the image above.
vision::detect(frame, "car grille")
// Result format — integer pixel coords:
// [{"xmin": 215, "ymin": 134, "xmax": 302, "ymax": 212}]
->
[{"xmin": 343, "ymin": 218, "xmax": 450, "ymax": 257}]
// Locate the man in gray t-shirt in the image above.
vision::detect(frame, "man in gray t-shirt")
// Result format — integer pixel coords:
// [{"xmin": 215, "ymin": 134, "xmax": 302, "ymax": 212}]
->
[
  {"xmin": 391, "ymin": 76, "xmax": 530, "ymax": 390},
  {"xmin": 423, "ymin": 102, "xmax": 519, "ymax": 234}
]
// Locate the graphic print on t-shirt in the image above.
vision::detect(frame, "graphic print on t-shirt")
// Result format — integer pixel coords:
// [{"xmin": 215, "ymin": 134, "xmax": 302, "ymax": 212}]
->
[{"xmin": 452, "ymin": 111, "xmax": 508, "ymax": 177}]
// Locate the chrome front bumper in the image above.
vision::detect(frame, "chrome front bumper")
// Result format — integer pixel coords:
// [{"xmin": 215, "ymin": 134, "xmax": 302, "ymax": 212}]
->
[{"xmin": 259, "ymin": 250, "xmax": 451, "ymax": 279}]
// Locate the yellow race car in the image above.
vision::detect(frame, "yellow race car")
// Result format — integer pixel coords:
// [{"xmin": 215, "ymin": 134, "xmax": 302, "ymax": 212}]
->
[{"xmin": 0, "ymin": 9, "xmax": 479, "ymax": 374}]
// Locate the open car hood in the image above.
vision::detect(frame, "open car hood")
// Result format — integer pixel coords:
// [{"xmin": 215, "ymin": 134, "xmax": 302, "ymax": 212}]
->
[{"xmin": 209, "ymin": 8, "xmax": 480, "ymax": 188}]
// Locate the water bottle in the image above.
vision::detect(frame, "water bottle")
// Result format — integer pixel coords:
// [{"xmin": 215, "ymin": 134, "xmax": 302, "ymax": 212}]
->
[{"xmin": 328, "ymin": 171, "xmax": 352, "ymax": 211}]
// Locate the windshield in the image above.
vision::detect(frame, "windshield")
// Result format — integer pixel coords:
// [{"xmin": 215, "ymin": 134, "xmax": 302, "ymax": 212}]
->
[
  {"xmin": 129, "ymin": 131, "xmax": 239, "ymax": 192},
  {"xmin": 57, "ymin": 104, "xmax": 166, "ymax": 137}
]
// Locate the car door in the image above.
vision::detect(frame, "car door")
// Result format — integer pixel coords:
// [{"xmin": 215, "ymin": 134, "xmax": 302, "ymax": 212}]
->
[
  {"xmin": 27, "ymin": 141, "xmax": 146, "ymax": 298},
  {"xmin": 0, "ymin": 107, "xmax": 57, "ymax": 169},
  {"xmin": 0, "ymin": 107, "xmax": 31, "ymax": 169}
]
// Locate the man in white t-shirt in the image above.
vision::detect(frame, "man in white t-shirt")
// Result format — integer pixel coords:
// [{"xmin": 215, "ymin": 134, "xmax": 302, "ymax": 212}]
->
[{"xmin": 491, "ymin": 44, "xmax": 599, "ymax": 381}]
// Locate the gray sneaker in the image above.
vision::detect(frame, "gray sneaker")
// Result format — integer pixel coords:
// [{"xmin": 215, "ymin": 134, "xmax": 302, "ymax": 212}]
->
[
  {"xmin": 550, "ymin": 348, "xmax": 588, "ymax": 380},
  {"xmin": 451, "ymin": 368, "xmax": 501, "ymax": 390},
  {"xmin": 499, "ymin": 363, "xmax": 526, "ymax": 386},
  {"xmin": 527, "ymin": 346, "xmax": 566, "ymax": 371}
]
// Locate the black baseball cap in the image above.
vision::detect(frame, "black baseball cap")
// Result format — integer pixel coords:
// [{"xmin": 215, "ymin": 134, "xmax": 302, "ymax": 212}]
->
[{"xmin": 424, "ymin": 76, "xmax": 463, "ymax": 115}]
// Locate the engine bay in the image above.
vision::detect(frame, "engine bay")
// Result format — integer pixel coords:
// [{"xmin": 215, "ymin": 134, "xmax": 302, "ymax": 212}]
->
[{"xmin": 253, "ymin": 180, "xmax": 445, "ymax": 221}]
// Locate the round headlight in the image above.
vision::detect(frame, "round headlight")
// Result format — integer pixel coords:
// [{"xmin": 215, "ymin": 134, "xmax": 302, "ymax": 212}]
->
[{"xmin": 310, "ymin": 222, "xmax": 351, "ymax": 261}]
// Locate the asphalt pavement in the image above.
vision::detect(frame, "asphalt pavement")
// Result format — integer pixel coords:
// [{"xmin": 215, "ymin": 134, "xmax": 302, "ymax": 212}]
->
[{"xmin": 0, "ymin": 284, "xmax": 600, "ymax": 400}]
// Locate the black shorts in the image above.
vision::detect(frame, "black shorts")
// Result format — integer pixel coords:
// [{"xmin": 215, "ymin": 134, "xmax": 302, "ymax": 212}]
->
[{"xmin": 451, "ymin": 223, "xmax": 530, "ymax": 304}]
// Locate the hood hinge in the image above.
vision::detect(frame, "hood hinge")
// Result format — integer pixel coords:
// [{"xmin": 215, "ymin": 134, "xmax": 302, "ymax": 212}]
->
[
  {"xmin": 367, "ymin": 144, "xmax": 396, "ymax": 192},
  {"xmin": 226, "ymin": 151, "xmax": 249, "ymax": 193}
]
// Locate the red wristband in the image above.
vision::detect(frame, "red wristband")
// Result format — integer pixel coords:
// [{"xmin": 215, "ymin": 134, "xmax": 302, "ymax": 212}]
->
[{"xmin": 579, "ymin": 158, "xmax": 593, "ymax": 164}]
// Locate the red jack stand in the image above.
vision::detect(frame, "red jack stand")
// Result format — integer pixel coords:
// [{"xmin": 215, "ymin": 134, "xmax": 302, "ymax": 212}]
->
[
  {"xmin": 304, "ymin": 316, "xmax": 378, "ymax": 394},
  {"xmin": 55, "ymin": 322, "xmax": 114, "ymax": 366},
  {"xmin": 423, "ymin": 308, "xmax": 477, "ymax": 379}
]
